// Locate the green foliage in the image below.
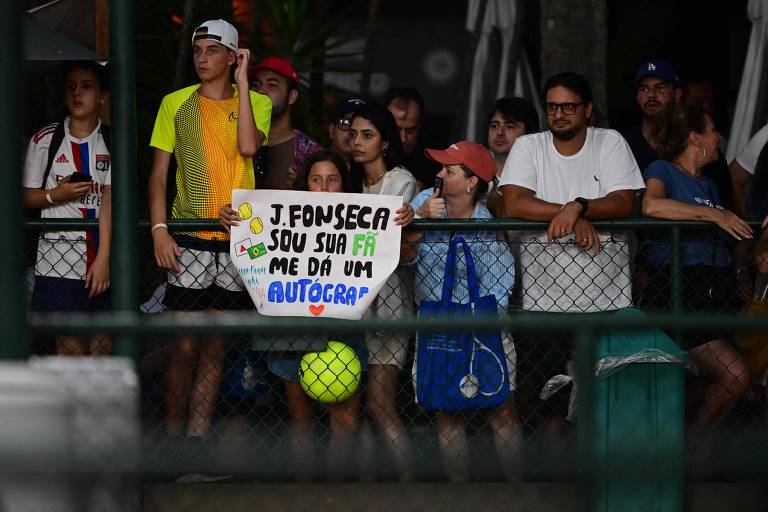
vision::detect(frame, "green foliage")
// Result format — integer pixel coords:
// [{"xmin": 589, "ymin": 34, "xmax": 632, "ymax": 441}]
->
[{"xmin": 244, "ymin": 0, "xmax": 367, "ymax": 143}]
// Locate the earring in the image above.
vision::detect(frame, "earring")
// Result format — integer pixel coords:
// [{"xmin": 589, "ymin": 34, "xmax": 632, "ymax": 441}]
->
[
  {"xmin": 702, "ymin": 147, "xmax": 707, "ymax": 161},
  {"xmin": 466, "ymin": 187, "xmax": 471, "ymax": 195}
]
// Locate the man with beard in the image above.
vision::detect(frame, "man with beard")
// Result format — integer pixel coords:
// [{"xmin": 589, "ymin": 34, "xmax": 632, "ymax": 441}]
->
[
  {"xmin": 385, "ymin": 87, "xmax": 441, "ymax": 190},
  {"xmin": 251, "ymin": 56, "xmax": 321, "ymax": 190},
  {"xmin": 500, "ymin": 72, "xmax": 644, "ymax": 440},
  {"xmin": 620, "ymin": 59, "xmax": 682, "ymax": 173}
]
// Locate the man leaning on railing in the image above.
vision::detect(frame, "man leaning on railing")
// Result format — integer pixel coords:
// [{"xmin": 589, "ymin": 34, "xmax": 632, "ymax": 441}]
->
[{"xmin": 499, "ymin": 72, "xmax": 645, "ymax": 442}]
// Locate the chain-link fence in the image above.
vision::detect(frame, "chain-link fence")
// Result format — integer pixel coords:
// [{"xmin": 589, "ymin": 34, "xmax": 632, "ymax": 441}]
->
[{"xmin": 22, "ymin": 218, "xmax": 768, "ymax": 510}]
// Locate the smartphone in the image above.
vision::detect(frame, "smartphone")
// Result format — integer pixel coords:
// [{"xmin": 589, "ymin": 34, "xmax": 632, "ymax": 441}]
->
[
  {"xmin": 434, "ymin": 176, "xmax": 444, "ymax": 198},
  {"xmin": 68, "ymin": 173, "xmax": 93, "ymax": 183}
]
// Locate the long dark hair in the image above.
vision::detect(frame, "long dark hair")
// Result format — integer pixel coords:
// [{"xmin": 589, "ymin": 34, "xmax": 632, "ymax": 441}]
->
[
  {"xmin": 648, "ymin": 105, "xmax": 710, "ymax": 161},
  {"xmin": 348, "ymin": 104, "xmax": 403, "ymax": 193},
  {"xmin": 295, "ymin": 149, "xmax": 352, "ymax": 193}
]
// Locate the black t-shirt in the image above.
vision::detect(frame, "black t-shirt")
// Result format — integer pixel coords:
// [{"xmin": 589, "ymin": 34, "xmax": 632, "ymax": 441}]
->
[
  {"xmin": 400, "ymin": 148, "xmax": 441, "ymax": 188},
  {"xmin": 256, "ymin": 137, "xmax": 294, "ymax": 190},
  {"xmin": 620, "ymin": 125, "xmax": 657, "ymax": 173}
]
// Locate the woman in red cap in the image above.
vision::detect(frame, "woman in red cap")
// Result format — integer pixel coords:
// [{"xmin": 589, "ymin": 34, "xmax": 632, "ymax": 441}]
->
[{"xmin": 403, "ymin": 141, "xmax": 521, "ymax": 482}]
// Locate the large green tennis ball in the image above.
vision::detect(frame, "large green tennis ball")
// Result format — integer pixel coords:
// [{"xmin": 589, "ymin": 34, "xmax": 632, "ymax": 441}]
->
[{"xmin": 300, "ymin": 341, "xmax": 361, "ymax": 404}]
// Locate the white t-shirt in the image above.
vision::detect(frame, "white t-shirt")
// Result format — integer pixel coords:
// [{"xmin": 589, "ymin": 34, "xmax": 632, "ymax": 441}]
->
[
  {"xmin": 23, "ymin": 117, "xmax": 112, "ymax": 279},
  {"xmin": 499, "ymin": 128, "xmax": 645, "ymax": 313},
  {"xmin": 735, "ymin": 123, "xmax": 768, "ymax": 175}
]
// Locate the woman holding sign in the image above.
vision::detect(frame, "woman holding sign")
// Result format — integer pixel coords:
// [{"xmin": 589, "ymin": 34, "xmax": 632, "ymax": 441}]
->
[
  {"xmin": 349, "ymin": 104, "xmax": 417, "ymax": 480},
  {"xmin": 402, "ymin": 141, "xmax": 521, "ymax": 483},
  {"xmin": 265, "ymin": 149, "xmax": 369, "ymax": 481}
]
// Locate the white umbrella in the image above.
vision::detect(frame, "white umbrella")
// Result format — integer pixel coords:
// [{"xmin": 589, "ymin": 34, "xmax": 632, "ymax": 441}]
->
[
  {"xmin": 726, "ymin": 0, "xmax": 768, "ymax": 162},
  {"xmin": 464, "ymin": 0, "xmax": 543, "ymax": 142}
]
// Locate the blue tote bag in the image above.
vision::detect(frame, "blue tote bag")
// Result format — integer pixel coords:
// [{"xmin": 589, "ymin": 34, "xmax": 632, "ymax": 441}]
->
[{"xmin": 415, "ymin": 236, "xmax": 509, "ymax": 412}]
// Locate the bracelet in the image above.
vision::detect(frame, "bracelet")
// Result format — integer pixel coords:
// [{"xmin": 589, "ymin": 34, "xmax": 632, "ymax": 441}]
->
[
  {"xmin": 45, "ymin": 190, "xmax": 55, "ymax": 205},
  {"xmin": 151, "ymin": 223, "xmax": 168, "ymax": 234}
]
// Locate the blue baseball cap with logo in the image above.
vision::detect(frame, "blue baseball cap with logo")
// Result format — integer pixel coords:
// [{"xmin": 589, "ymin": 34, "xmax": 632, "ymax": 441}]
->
[{"xmin": 635, "ymin": 59, "xmax": 680, "ymax": 86}]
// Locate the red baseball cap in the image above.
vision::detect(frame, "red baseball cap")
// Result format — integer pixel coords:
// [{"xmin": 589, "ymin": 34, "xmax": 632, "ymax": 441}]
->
[
  {"xmin": 424, "ymin": 141, "xmax": 496, "ymax": 183},
  {"xmin": 251, "ymin": 56, "xmax": 300, "ymax": 89}
]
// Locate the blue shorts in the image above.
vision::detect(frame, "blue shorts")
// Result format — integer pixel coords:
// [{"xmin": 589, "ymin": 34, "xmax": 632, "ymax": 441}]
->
[
  {"xmin": 31, "ymin": 275, "xmax": 111, "ymax": 313},
  {"xmin": 269, "ymin": 335, "xmax": 368, "ymax": 383}
]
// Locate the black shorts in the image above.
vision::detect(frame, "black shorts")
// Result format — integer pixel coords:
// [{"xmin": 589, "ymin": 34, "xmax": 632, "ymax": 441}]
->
[
  {"xmin": 31, "ymin": 275, "xmax": 111, "ymax": 313},
  {"xmin": 639, "ymin": 265, "xmax": 741, "ymax": 349},
  {"xmin": 163, "ymin": 284, "xmax": 254, "ymax": 312},
  {"xmin": 515, "ymin": 326, "xmax": 573, "ymax": 423}
]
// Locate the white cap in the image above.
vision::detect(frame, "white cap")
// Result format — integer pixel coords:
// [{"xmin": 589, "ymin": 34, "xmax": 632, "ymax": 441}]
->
[{"xmin": 192, "ymin": 19, "xmax": 238, "ymax": 51}]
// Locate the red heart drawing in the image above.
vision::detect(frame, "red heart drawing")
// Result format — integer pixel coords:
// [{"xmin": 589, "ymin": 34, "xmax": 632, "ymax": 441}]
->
[{"xmin": 309, "ymin": 305, "xmax": 325, "ymax": 316}]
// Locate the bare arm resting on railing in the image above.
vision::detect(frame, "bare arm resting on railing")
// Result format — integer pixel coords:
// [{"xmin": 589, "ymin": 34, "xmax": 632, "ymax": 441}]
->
[
  {"xmin": 148, "ymin": 149, "xmax": 181, "ymax": 273},
  {"xmin": 643, "ymin": 178, "xmax": 752, "ymax": 241},
  {"xmin": 502, "ymin": 184, "xmax": 635, "ymax": 254},
  {"xmin": 729, "ymin": 160, "xmax": 752, "ymax": 219}
]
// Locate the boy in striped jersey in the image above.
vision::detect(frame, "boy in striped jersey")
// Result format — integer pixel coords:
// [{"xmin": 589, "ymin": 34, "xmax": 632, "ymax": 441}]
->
[{"xmin": 23, "ymin": 61, "xmax": 112, "ymax": 356}]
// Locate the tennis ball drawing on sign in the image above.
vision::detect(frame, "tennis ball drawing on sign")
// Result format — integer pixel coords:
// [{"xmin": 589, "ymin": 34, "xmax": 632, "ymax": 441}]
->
[
  {"xmin": 250, "ymin": 216, "xmax": 264, "ymax": 234},
  {"xmin": 238, "ymin": 202, "xmax": 253, "ymax": 219}
]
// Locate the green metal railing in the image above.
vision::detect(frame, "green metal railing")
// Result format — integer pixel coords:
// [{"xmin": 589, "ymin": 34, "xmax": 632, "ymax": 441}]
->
[
  {"xmin": 110, "ymin": 0, "xmax": 139, "ymax": 360},
  {"xmin": 9, "ymin": 0, "xmax": 768, "ymax": 506},
  {"xmin": 22, "ymin": 217, "xmax": 768, "ymax": 341},
  {"xmin": 3, "ymin": 0, "xmax": 26, "ymax": 360}
]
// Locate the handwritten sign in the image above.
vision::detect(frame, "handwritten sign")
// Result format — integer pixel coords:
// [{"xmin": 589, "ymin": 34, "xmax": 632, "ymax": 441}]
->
[{"xmin": 230, "ymin": 190, "xmax": 403, "ymax": 319}]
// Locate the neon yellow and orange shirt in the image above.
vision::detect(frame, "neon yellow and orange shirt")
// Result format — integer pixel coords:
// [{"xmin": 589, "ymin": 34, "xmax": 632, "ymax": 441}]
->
[{"xmin": 150, "ymin": 83, "xmax": 272, "ymax": 240}]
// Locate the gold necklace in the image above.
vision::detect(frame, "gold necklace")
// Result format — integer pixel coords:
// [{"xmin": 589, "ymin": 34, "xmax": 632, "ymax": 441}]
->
[{"xmin": 365, "ymin": 169, "xmax": 387, "ymax": 186}]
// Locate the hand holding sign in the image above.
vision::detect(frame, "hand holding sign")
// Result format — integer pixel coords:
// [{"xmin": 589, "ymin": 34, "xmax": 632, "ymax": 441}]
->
[
  {"xmin": 219, "ymin": 203, "xmax": 242, "ymax": 233},
  {"xmin": 394, "ymin": 203, "xmax": 415, "ymax": 226}
]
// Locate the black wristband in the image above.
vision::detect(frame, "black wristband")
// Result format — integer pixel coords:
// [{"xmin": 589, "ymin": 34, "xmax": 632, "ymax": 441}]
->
[{"xmin": 574, "ymin": 197, "xmax": 589, "ymax": 217}]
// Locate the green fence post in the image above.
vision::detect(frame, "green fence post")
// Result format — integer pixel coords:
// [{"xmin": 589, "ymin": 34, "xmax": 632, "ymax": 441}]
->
[
  {"xmin": 670, "ymin": 226, "xmax": 682, "ymax": 314},
  {"xmin": 0, "ymin": 0, "xmax": 27, "ymax": 359},
  {"xmin": 110, "ymin": 0, "xmax": 139, "ymax": 359},
  {"xmin": 576, "ymin": 328, "xmax": 597, "ymax": 511}
]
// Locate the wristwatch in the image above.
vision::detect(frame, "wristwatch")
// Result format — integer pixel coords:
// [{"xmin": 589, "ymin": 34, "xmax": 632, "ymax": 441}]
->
[{"xmin": 574, "ymin": 197, "xmax": 589, "ymax": 217}]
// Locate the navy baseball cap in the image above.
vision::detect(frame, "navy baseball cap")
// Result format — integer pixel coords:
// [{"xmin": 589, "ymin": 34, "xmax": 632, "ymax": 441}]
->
[
  {"xmin": 636, "ymin": 59, "xmax": 679, "ymax": 85},
  {"xmin": 330, "ymin": 97, "xmax": 368, "ymax": 124}
]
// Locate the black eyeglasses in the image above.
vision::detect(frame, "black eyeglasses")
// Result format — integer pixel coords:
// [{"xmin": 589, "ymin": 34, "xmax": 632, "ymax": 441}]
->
[{"xmin": 545, "ymin": 102, "xmax": 583, "ymax": 115}]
